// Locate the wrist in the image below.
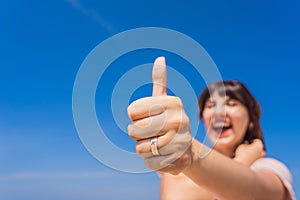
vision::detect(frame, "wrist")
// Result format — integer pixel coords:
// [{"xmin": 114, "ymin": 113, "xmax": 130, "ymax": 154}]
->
[{"xmin": 182, "ymin": 139, "xmax": 206, "ymax": 174}]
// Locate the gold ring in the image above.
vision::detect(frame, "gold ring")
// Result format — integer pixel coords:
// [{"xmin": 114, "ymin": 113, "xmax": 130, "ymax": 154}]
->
[{"xmin": 150, "ymin": 137, "xmax": 160, "ymax": 156}]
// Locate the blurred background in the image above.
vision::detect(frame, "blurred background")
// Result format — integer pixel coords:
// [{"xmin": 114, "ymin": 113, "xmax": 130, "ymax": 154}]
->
[{"xmin": 0, "ymin": 0, "xmax": 299, "ymax": 199}]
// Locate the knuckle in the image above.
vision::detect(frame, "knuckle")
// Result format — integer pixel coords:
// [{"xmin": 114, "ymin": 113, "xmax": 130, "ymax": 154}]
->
[
  {"xmin": 135, "ymin": 144, "xmax": 144, "ymax": 155},
  {"xmin": 168, "ymin": 116, "xmax": 182, "ymax": 128},
  {"xmin": 127, "ymin": 97, "xmax": 150, "ymax": 120},
  {"xmin": 127, "ymin": 124, "xmax": 132, "ymax": 135},
  {"xmin": 169, "ymin": 113, "xmax": 189, "ymax": 131},
  {"xmin": 127, "ymin": 104, "xmax": 136, "ymax": 120},
  {"xmin": 172, "ymin": 96, "xmax": 183, "ymax": 107},
  {"xmin": 252, "ymin": 139, "xmax": 262, "ymax": 147},
  {"xmin": 127, "ymin": 124, "xmax": 137, "ymax": 139},
  {"xmin": 165, "ymin": 96, "xmax": 183, "ymax": 108}
]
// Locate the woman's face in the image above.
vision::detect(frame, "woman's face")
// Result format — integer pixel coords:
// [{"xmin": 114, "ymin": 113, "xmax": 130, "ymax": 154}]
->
[{"xmin": 202, "ymin": 91, "xmax": 249, "ymax": 155}]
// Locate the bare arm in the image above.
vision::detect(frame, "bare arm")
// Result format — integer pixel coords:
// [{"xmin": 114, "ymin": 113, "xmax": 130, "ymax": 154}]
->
[
  {"xmin": 183, "ymin": 139, "xmax": 285, "ymax": 200},
  {"xmin": 127, "ymin": 57, "xmax": 287, "ymax": 200}
]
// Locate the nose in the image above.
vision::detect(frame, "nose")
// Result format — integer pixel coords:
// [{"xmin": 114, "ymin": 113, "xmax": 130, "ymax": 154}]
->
[{"xmin": 212, "ymin": 104, "xmax": 226, "ymax": 119}]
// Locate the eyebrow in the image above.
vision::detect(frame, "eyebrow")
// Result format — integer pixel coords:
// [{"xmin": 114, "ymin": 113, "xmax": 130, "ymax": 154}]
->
[{"xmin": 207, "ymin": 95, "xmax": 230, "ymax": 100}]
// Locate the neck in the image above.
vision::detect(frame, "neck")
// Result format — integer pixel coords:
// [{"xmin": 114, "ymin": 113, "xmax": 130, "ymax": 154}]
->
[{"xmin": 215, "ymin": 145, "xmax": 235, "ymax": 158}]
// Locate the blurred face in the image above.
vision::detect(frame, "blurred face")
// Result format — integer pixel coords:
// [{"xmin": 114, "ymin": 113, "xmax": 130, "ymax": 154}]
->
[{"xmin": 202, "ymin": 92, "xmax": 249, "ymax": 156}]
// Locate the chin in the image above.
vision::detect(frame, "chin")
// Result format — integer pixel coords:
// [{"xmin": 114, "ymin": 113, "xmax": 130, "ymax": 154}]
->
[
  {"xmin": 208, "ymin": 131, "xmax": 234, "ymax": 145},
  {"xmin": 209, "ymin": 134, "xmax": 236, "ymax": 153}
]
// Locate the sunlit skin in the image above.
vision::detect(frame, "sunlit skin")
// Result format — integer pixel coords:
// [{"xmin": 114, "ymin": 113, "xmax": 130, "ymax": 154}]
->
[
  {"xmin": 203, "ymin": 93, "xmax": 250, "ymax": 157},
  {"xmin": 127, "ymin": 57, "xmax": 288, "ymax": 200},
  {"xmin": 160, "ymin": 94, "xmax": 265, "ymax": 200}
]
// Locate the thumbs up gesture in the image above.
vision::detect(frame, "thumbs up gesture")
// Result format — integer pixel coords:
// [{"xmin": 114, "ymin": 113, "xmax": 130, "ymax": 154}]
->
[{"xmin": 127, "ymin": 57, "xmax": 193, "ymax": 175}]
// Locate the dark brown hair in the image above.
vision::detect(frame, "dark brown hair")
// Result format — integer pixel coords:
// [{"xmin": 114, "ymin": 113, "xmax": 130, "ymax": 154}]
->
[{"xmin": 198, "ymin": 80, "xmax": 265, "ymax": 147}]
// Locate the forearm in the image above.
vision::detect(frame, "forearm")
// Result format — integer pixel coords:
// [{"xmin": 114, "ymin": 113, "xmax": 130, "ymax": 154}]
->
[
  {"xmin": 233, "ymin": 156, "xmax": 254, "ymax": 166},
  {"xmin": 183, "ymin": 139, "xmax": 283, "ymax": 200}
]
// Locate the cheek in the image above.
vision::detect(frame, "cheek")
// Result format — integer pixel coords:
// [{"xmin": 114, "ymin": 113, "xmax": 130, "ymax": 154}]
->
[
  {"xmin": 202, "ymin": 110, "xmax": 212, "ymax": 129},
  {"xmin": 231, "ymin": 109, "xmax": 249, "ymax": 131}
]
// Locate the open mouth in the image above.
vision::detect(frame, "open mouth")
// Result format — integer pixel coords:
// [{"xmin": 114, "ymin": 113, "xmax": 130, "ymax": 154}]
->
[{"xmin": 212, "ymin": 123, "xmax": 232, "ymax": 134}]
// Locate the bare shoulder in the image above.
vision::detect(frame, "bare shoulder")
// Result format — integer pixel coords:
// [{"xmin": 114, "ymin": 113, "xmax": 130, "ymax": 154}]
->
[
  {"xmin": 251, "ymin": 157, "xmax": 295, "ymax": 200},
  {"xmin": 251, "ymin": 158, "xmax": 292, "ymax": 182},
  {"xmin": 160, "ymin": 173, "xmax": 217, "ymax": 200}
]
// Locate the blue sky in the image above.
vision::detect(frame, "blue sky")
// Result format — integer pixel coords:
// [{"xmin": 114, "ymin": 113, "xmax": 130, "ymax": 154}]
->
[{"xmin": 1, "ymin": 0, "xmax": 299, "ymax": 199}]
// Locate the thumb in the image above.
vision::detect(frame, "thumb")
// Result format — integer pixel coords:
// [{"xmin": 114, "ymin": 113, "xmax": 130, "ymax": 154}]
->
[{"xmin": 152, "ymin": 57, "xmax": 167, "ymax": 96}]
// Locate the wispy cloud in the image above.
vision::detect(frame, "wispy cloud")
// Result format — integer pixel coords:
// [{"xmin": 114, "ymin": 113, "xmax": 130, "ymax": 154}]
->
[{"xmin": 66, "ymin": 0, "xmax": 117, "ymax": 34}]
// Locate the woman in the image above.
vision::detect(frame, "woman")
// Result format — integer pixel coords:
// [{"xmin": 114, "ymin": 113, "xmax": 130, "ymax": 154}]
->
[
  {"xmin": 160, "ymin": 80, "xmax": 294, "ymax": 199},
  {"xmin": 127, "ymin": 57, "xmax": 295, "ymax": 200}
]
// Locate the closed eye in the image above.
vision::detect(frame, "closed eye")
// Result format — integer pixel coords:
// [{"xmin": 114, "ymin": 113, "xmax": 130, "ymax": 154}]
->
[
  {"xmin": 226, "ymin": 99, "xmax": 238, "ymax": 106},
  {"xmin": 205, "ymin": 101, "xmax": 215, "ymax": 108}
]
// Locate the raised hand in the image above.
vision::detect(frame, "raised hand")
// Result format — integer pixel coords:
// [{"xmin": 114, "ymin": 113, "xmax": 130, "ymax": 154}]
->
[
  {"xmin": 234, "ymin": 139, "xmax": 266, "ymax": 166},
  {"xmin": 127, "ymin": 57, "xmax": 193, "ymax": 175}
]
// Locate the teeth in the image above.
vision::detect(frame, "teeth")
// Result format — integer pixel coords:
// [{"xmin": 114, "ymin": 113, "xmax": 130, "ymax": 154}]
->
[{"xmin": 213, "ymin": 123, "xmax": 230, "ymax": 128}]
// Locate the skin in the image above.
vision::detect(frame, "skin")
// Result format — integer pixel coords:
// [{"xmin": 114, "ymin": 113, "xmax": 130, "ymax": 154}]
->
[
  {"xmin": 203, "ymin": 93, "xmax": 250, "ymax": 156},
  {"xmin": 234, "ymin": 139, "xmax": 266, "ymax": 166},
  {"xmin": 127, "ymin": 57, "xmax": 287, "ymax": 200},
  {"xmin": 160, "ymin": 93, "xmax": 266, "ymax": 200}
]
